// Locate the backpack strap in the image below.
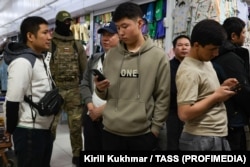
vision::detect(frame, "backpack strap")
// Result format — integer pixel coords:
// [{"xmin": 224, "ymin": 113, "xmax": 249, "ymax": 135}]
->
[{"xmin": 24, "ymin": 96, "xmax": 40, "ymax": 110}]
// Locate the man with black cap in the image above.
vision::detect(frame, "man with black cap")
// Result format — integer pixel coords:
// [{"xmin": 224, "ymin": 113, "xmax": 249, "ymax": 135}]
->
[
  {"xmin": 81, "ymin": 21, "xmax": 119, "ymax": 150},
  {"xmin": 50, "ymin": 10, "xmax": 87, "ymax": 166}
]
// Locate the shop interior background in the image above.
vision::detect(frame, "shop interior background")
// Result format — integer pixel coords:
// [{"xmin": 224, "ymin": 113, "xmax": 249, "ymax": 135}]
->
[{"xmin": 1, "ymin": 0, "xmax": 250, "ymax": 55}]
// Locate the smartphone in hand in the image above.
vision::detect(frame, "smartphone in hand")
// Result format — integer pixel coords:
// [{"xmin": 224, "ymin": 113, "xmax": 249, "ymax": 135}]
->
[
  {"xmin": 230, "ymin": 83, "xmax": 241, "ymax": 92},
  {"xmin": 91, "ymin": 69, "xmax": 106, "ymax": 81}
]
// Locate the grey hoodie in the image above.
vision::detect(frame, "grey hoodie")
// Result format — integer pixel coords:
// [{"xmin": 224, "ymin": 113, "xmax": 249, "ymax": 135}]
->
[
  {"xmin": 4, "ymin": 42, "xmax": 40, "ymax": 66},
  {"xmin": 3, "ymin": 42, "xmax": 54, "ymax": 129},
  {"xmin": 96, "ymin": 35, "xmax": 170, "ymax": 136}
]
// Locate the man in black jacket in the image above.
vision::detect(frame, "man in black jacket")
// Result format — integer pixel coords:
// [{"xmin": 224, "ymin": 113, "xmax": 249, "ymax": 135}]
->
[
  {"xmin": 212, "ymin": 17, "xmax": 250, "ymax": 150},
  {"xmin": 166, "ymin": 35, "xmax": 191, "ymax": 150}
]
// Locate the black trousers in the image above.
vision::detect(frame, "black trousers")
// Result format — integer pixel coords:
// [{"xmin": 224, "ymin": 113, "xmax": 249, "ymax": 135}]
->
[
  {"xmin": 166, "ymin": 113, "xmax": 184, "ymax": 150},
  {"xmin": 13, "ymin": 127, "xmax": 53, "ymax": 167},
  {"xmin": 227, "ymin": 126, "xmax": 247, "ymax": 151},
  {"xmin": 83, "ymin": 114, "xmax": 103, "ymax": 151}
]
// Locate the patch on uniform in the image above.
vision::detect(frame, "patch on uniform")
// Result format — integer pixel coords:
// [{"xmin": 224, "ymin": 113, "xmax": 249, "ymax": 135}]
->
[{"xmin": 64, "ymin": 47, "xmax": 70, "ymax": 52}]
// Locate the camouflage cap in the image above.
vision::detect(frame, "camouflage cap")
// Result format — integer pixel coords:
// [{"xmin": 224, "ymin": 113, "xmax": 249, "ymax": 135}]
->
[{"xmin": 56, "ymin": 11, "xmax": 72, "ymax": 22}]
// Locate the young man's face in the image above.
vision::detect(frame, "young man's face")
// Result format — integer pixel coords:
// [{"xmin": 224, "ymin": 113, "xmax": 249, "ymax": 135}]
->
[
  {"xmin": 30, "ymin": 24, "xmax": 51, "ymax": 53},
  {"xmin": 195, "ymin": 43, "xmax": 220, "ymax": 61},
  {"xmin": 232, "ymin": 27, "xmax": 246, "ymax": 46},
  {"xmin": 174, "ymin": 37, "xmax": 191, "ymax": 61},
  {"xmin": 115, "ymin": 17, "xmax": 143, "ymax": 45},
  {"xmin": 101, "ymin": 31, "xmax": 119, "ymax": 52}
]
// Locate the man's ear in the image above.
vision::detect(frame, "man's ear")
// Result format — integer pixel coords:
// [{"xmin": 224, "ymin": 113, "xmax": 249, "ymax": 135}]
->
[
  {"xmin": 193, "ymin": 42, "xmax": 200, "ymax": 48},
  {"xmin": 231, "ymin": 32, "xmax": 237, "ymax": 41},
  {"xmin": 27, "ymin": 32, "xmax": 34, "ymax": 42},
  {"xmin": 138, "ymin": 18, "xmax": 144, "ymax": 28}
]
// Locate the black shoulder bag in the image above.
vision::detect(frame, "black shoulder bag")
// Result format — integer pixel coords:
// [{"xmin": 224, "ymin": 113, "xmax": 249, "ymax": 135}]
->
[{"xmin": 24, "ymin": 57, "xmax": 64, "ymax": 116}]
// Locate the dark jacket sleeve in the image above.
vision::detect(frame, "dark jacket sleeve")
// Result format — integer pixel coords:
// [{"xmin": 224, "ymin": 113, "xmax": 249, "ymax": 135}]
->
[
  {"xmin": 6, "ymin": 101, "xmax": 19, "ymax": 133},
  {"xmin": 221, "ymin": 51, "xmax": 250, "ymax": 116}
]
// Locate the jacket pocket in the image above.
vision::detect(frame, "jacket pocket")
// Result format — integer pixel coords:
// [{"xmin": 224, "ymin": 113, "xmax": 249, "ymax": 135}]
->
[{"xmin": 103, "ymin": 99, "xmax": 150, "ymax": 135}]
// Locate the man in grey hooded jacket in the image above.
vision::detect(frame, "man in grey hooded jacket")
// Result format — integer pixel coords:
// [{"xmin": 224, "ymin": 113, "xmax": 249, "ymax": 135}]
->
[{"xmin": 94, "ymin": 2, "xmax": 170, "ymax": 150}]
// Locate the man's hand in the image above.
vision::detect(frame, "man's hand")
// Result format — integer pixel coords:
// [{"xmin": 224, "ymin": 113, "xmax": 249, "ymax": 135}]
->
[
  {"xmin": 221, "ymin": 78, "xmax": 238, "ymax": 88},
  {"xmin": 87, "ymin": 103, "xmax": 105, "ymax": 121},
  {"xmin": 94, "ymin": 77, "xmax": 110, "ymax": 92},
  {"xmin": 89, "ymin": 105, "xmax": 105, "ymax": 121}
]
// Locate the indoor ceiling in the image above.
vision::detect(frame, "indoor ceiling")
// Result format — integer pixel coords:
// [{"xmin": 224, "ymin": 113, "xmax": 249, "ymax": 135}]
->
[{"xmin": 0, "ymin": 0, "xmax": 129, "ymax": 39}]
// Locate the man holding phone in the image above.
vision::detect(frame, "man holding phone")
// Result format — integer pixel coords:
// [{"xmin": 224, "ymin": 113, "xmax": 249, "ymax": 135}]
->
[
  {"xmin": 212, "ymin": 17, "xmax": 250, "ymax": 150},
  {"xmin": 94, "ymin": 2, "xmax": 170, "ymax": 151},
  {"xmin": 91, "ymin": 69, "xmax": 106, "ymax": 81},
  {"xmin": 80, "ymin": 21, "xmax": 119, "ymax": 150}
]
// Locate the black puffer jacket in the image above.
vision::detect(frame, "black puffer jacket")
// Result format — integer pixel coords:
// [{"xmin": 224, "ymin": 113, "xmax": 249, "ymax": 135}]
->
[{"xmin": 212, "ymin": 40, "xmax": 250, "ymax": 127}]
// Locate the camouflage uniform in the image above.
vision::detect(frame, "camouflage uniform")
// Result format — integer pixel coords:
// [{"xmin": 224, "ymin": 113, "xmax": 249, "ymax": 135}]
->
[{"xmin": 50, "ymin": 31, "xmax": 87, "ymax": 157}]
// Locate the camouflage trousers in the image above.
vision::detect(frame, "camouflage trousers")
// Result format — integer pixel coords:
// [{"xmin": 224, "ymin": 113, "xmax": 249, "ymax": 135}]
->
[{"xmin": 51, "ymin": 87, "xmax": 83, "ymax": 157}]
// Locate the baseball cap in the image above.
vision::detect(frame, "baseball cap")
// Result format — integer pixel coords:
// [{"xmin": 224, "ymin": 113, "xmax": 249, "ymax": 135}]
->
[
  {"xmin": 97, "ymin": 22, "xmax": 117, "ymax": 34},
  {"xmin": 56, "ymin": 11, "xmax": 72, "ymax": 22}
]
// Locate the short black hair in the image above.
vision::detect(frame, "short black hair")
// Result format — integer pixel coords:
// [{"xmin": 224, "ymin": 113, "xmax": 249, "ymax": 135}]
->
[
  {"xmin": 191, "ymin": 19, "xmax": 226, "ymax": 47},
  {"xmin": 112, "ymin": 2, "xmax": 143, "ymax": 22},
  {"xmin": 172, "ymin": 35, "xmax": 190, "ymax": 48},
  {"xmin": 223, "ymin": 17, "xmax": 245, "ymax": 40},
  {"xmin": 20, "ymin": 16, "xmax": 48, "ymax": 44}
]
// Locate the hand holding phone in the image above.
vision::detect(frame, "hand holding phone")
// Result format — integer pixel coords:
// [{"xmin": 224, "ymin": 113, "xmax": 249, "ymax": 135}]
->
[
  {"xmin": 230, "ymin": 83, "xmax": 241, "ymax": 92},
  {"xmin": 91, "ymin": 69, "xmax": 106, "ymax": 81}
]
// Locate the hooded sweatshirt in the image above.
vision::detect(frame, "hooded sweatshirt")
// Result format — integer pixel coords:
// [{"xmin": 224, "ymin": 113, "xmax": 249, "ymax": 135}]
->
[
  {"xmin": 212, "ymin": 40, "xmax": 250, "ymax": 127},
  {"xmin": 3, "ymin": 42, "xmax": 54, "ymax": 130},
  {"xmin": 96, "ymin": 35, "xmax": 170, "ymax": 136}
]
